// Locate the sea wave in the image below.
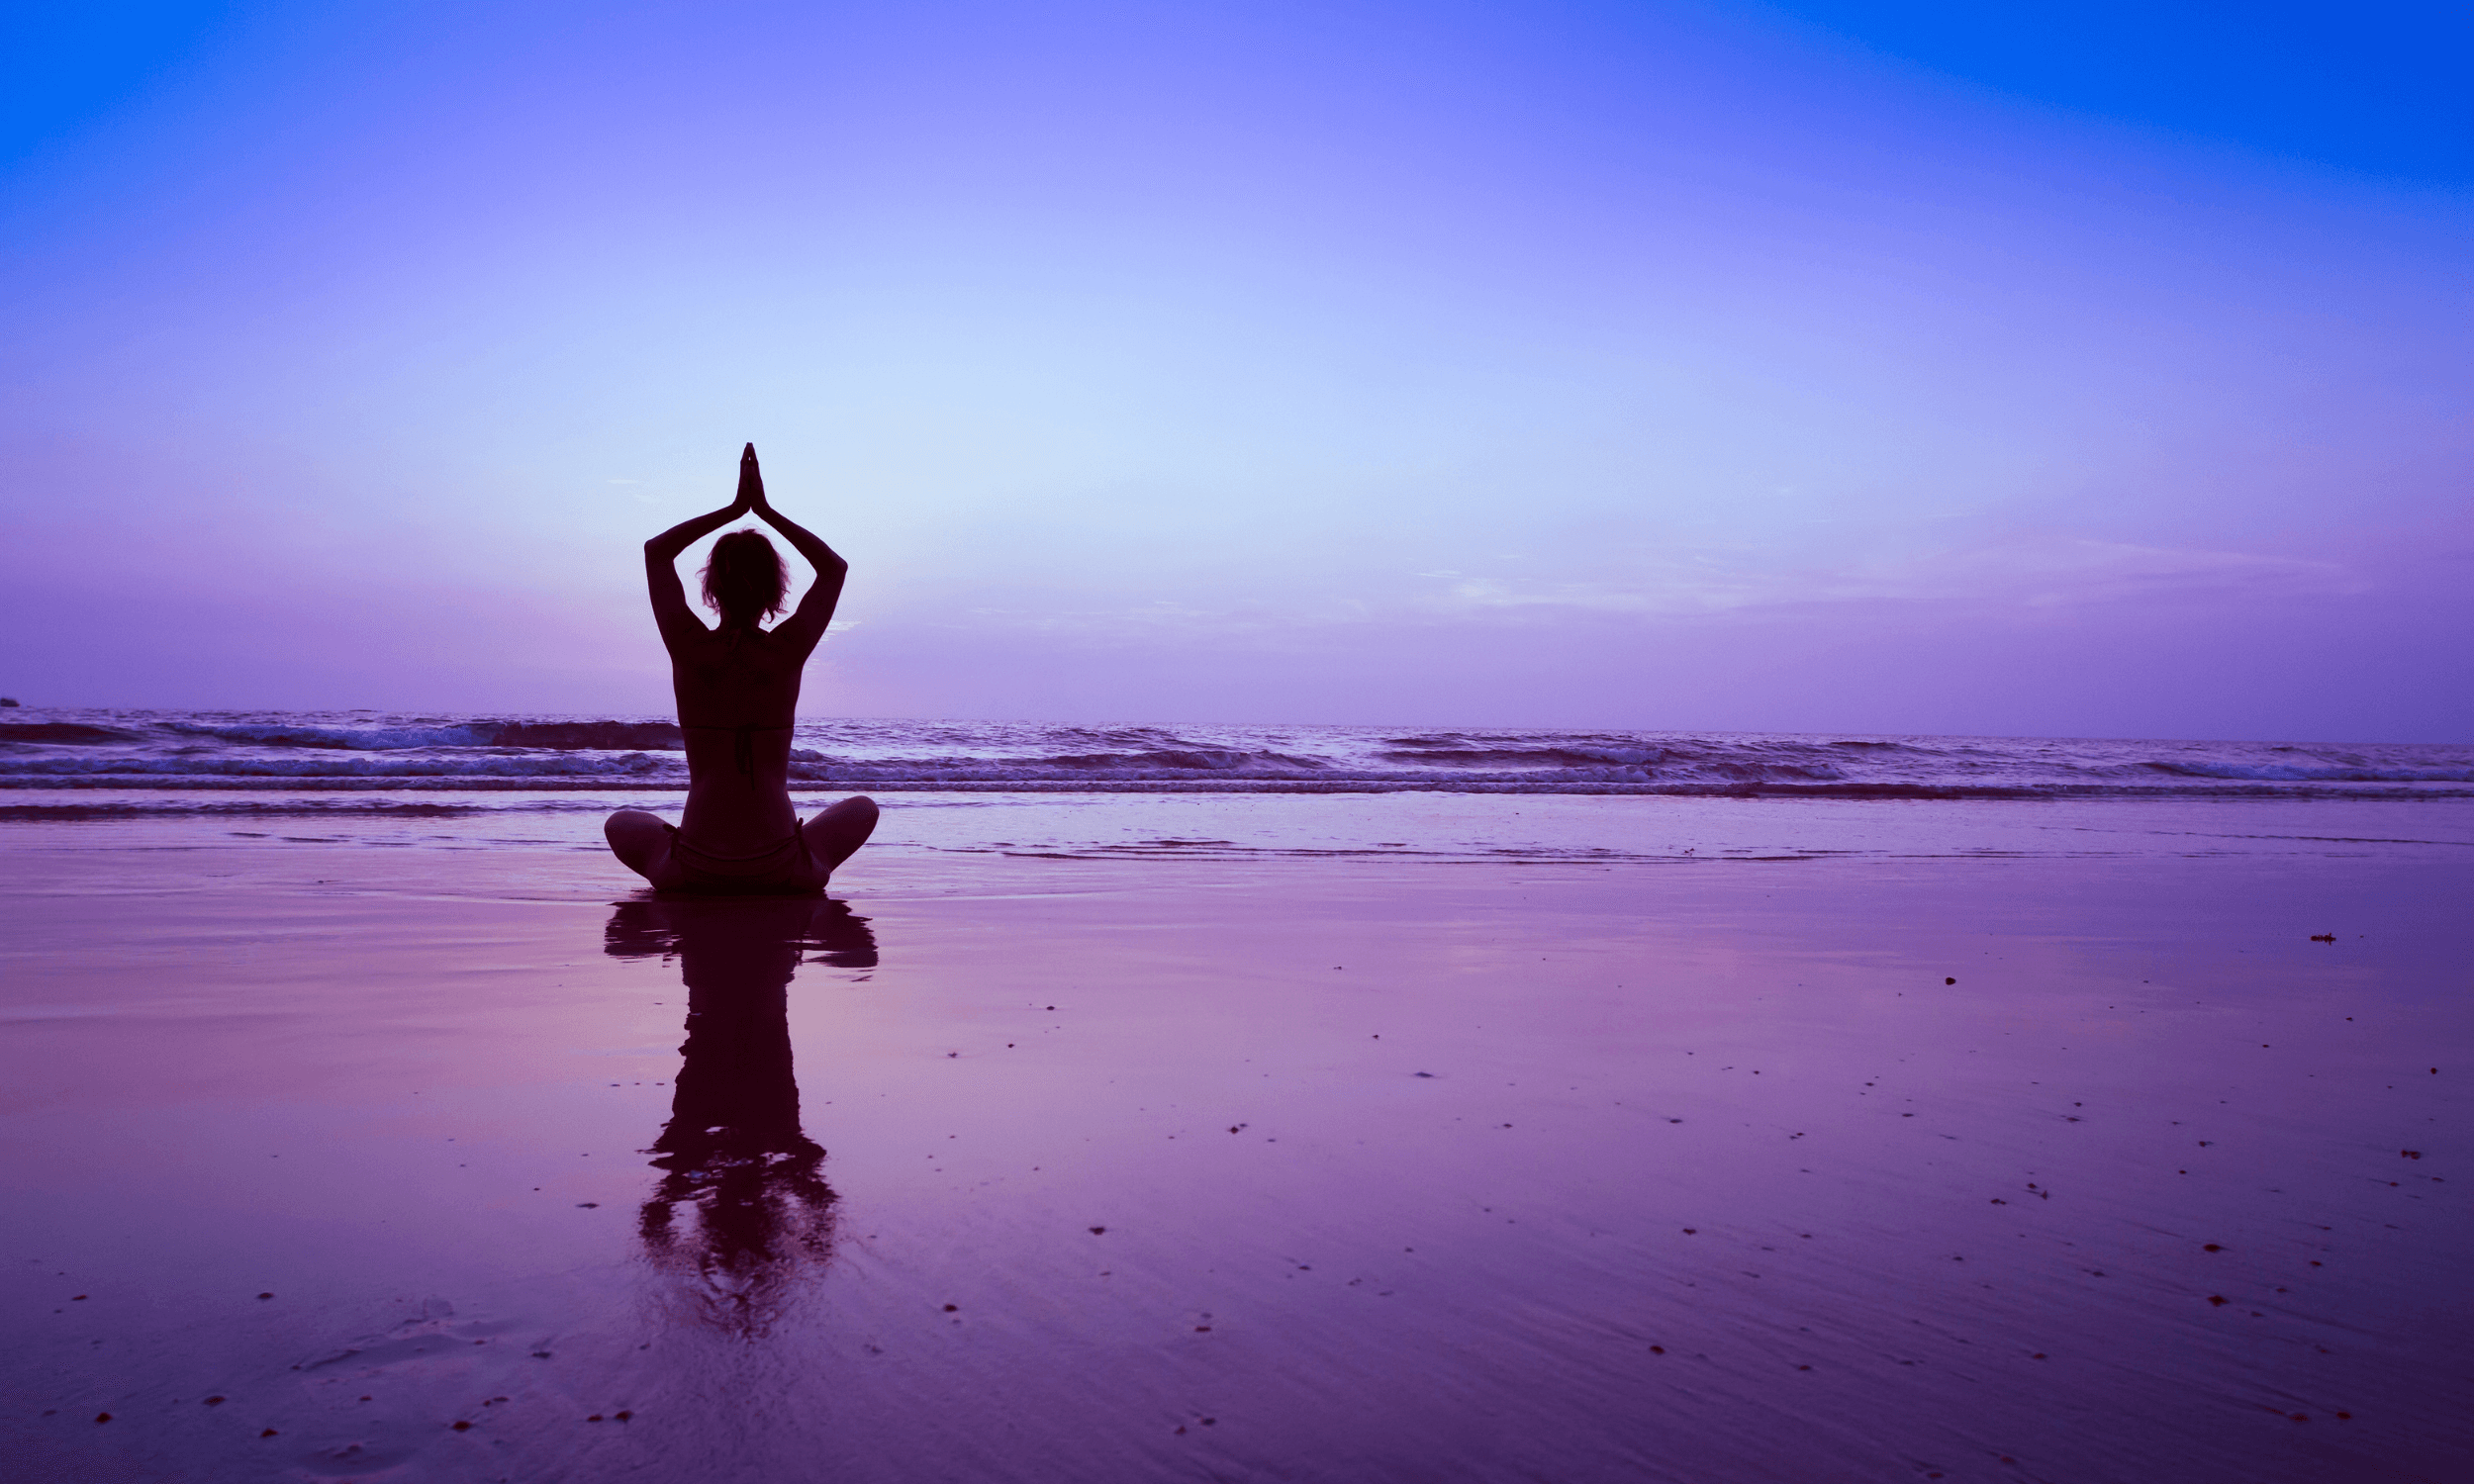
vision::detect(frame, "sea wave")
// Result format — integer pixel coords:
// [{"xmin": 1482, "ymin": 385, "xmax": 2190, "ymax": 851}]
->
[
  {"xmin": 2, "ymin": 709, "xmax": 2469, "ymax": 802},
  {"xmin": 2137, "ymin": 760, "xmax": 2474, "ymax": 784},
  {"xmin": 5, "ymin": 753, "xmax": 680, "ymax": 778},
  {"xmin": 1380, "ymin": 736, "xmax": 1668, "ymax": 768},
  {"xmin": 156, "ymin": 719, "xmax": 688, "ymax": 751},
  {"xmin": 492, "ymin": 720, "xmax": 684, "ymax": 750},
  {"xmin": 0, "ymin": 722, "xmax": 147, "ymax": 744}
]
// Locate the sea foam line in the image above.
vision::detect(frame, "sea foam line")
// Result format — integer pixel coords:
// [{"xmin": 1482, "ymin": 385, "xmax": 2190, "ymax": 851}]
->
[{"xmin": 4, "ymin": 776, "xmax": 2471, "ymax": 803}]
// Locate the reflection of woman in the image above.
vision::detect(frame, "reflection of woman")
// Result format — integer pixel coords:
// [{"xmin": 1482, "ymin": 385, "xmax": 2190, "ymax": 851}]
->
[
  {"xmin": 605, "ymin": 444, "xmax": 877, "ymax": 892},
  {"xmin": 606, "ymin": 894, "xmax": 878, "ymax": 1334}
]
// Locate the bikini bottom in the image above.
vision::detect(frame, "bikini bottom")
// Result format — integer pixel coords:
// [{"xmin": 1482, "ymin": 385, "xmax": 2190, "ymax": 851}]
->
[{"xmin": 660, "ymin": 821, "xmax": 824, "ymax": 894}]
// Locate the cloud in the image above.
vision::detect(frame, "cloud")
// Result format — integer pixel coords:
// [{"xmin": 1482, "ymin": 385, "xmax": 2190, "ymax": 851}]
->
[
  {"xmin": 1818, "ymin": 537, "xmax": 2366, "ymax": 608},
  {"xmin": 1410, "ymin": 535, "xmax": 2364, "ymax": 623}
]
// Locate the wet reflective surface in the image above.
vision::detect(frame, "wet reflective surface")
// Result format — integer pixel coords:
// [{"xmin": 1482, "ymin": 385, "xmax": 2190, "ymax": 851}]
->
[
  {"xmin": 1, "ymin": 808, "xmax": 2467, "ymax": 1481},
  {"xmin": 608, "ymin": 896, "xmax": 877, "ymax": 1336}
]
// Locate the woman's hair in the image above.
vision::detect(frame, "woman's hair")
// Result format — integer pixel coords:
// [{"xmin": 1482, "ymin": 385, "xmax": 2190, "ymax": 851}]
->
[{"xmin": 700, "ymin": 530, "xmax": 790, "ymax": 621}]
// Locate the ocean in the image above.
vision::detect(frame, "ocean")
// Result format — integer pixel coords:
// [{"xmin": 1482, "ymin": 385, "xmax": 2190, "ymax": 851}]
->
[{"xmin": 6, "ymin": 708, "xmax": 2469, "ymax": 809}]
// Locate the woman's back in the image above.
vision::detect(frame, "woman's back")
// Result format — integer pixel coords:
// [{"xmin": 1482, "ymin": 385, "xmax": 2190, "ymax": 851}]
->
[
  {"xmin": 672, "ymin": 623, "xmax": 806, "ymax": 728},
  {"xmin": 672, "ymin": 624, "xmax": 808, "ymax": 854}
]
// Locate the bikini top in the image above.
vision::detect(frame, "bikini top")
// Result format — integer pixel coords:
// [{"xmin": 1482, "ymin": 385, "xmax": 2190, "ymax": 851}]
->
[{"xmin": 681, "ymin": 723, "xmax": 796, "ymax": 785}]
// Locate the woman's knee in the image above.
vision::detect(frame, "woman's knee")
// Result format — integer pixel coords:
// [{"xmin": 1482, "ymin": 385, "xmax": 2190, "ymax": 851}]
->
[
  {"xmin": 605, "ymin": 809, "xmax": 667, "ymax": 862},
  {"xmin": 804, "ymin": 795, "xmax": 879, "ymax": 869},
  {"xmin": 809, "ymin": 795, "xmax": 877, "ymax": 834}
]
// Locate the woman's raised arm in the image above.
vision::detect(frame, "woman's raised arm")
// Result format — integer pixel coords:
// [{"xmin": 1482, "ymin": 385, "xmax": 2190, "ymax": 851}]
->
[{"xmin": 642, "ymin": 460, "xmax": 754, "ymax": 645}]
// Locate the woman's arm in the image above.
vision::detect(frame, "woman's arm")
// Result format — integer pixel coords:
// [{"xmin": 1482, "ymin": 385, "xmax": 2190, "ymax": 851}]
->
[
  {"xmin": 743, "ymin": 445, "xmax": 848, "ymax": 652},
  {"xmin": 642, "ymin": 461, "xmax": 754, "ymax": 646}
]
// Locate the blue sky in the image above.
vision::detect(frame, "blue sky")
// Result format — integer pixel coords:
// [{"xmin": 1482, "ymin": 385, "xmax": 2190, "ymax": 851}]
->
[{"xmin": 3, "ymin": 2, "xmax": 2467, "ymax": 737}]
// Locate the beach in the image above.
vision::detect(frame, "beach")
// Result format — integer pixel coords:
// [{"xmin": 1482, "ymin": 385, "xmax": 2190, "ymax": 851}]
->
[
  {"xmin": 13, "ymin": 0, "xmax": 2473, "ymax": 1475},
  {"xmin": 3, "ymin": 791, "xmax": 2466, "ymax": 1482}
]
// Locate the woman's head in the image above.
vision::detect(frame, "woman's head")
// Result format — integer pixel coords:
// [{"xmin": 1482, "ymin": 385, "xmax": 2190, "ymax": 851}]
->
[{"xmin": 701, "ymin": 530, "xmax": 789, "ymax": 623}]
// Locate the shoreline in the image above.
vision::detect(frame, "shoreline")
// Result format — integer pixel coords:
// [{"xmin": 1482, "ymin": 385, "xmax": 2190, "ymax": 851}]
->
[{"xmin": 10, "ymin": 777, "xmax": 2474, "ymax": 801}]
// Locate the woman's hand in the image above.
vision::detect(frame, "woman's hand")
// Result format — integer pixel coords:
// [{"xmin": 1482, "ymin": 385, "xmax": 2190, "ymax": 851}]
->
[
  {"xmin": 736, "ymin": 442, "xmax": 769, "ymax": 515},
  {"xmin": 645, "ymin": 443, "xmax": 765, "ymax": 566}
]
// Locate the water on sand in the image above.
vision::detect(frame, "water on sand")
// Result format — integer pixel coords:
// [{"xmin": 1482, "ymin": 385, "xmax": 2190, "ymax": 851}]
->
[{"xmin": 2, "ymin": 796, "xmax": 2466, "ymax": 1482}]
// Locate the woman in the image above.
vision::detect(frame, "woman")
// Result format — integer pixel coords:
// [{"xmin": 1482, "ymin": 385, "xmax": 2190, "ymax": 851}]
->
[{"xmin": 605, "ymin": 444, "xmax": 877, "ymax": 892}]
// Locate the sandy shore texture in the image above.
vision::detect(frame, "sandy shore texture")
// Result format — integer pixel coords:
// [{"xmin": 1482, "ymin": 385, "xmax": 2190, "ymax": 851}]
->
[{"xmin": 2, "ymin": 803, "xmax": 2466, "ymax": 1483}]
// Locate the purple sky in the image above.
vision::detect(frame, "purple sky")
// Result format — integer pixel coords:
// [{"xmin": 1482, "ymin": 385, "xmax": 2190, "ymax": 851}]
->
[{"xmin": 4, "ymin": 2, "xmax": 2468, "ymax": 739}]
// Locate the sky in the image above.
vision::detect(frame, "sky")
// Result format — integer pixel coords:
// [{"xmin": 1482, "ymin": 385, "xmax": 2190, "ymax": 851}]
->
[{"xmin": 2, "ymin": 1, "xmax": 2467, "ymax": 740}]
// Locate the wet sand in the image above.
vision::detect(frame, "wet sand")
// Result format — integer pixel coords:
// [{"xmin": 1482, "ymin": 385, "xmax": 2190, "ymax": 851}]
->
[{"xmin": 2, "ymin": 810, "xmax": 2466, "ymax": 1482}]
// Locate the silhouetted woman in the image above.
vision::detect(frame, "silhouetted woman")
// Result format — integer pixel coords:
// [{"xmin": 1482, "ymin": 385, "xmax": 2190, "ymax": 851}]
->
[{"xmin": 605, "ymin": 444, "xmax": 877, "ymax": 891}]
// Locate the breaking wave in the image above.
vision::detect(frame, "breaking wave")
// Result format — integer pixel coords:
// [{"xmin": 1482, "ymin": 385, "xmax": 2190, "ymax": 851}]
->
[{"xmin": 0, "ymin": 709, "xmax": 2468, "ymax": 802}]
